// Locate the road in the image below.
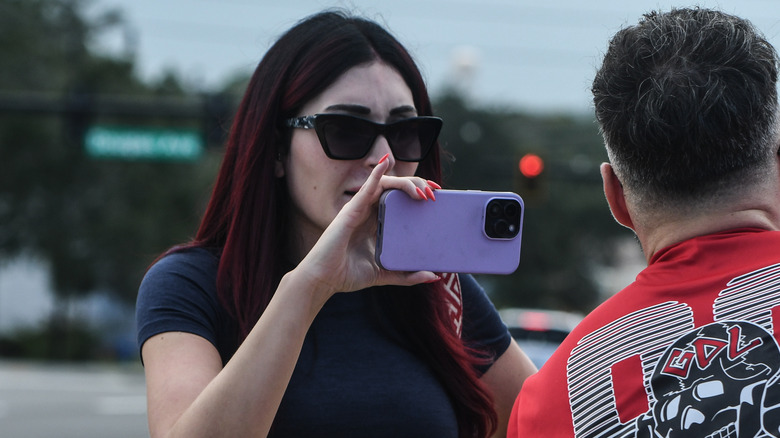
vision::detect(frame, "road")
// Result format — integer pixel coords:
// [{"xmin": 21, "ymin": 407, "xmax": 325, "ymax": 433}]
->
[{"xmin": 0, "ymin": 361, "xmax": 149, "ymax": 438}]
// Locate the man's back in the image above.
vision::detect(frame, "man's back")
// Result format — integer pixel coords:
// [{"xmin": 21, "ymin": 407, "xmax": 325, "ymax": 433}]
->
[{"xmin": 509, "ymin": 228, "xmax": 780, "ymax": 437}]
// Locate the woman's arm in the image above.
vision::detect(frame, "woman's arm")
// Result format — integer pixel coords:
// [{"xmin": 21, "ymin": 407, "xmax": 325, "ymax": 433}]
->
[
  {"xmin": 141, "ymin": 158, "xmax": 439, "ymax": 438},
  {"xmin": 142, "ymin": 270, "xmax": 331, "ymax": 438},
  {"xmin": 482, "ymin": 340, "xmax": 537, "ymax": 438}
]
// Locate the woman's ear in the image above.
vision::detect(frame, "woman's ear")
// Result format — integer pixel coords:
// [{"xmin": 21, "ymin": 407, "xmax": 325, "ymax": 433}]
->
[
  {"xmin": 600, "ymin": 162, "xmax": 634, "ymax": 230},
  {"xmin": 275, "ymin": 151, "xmax": 285, "ymax": 178}
]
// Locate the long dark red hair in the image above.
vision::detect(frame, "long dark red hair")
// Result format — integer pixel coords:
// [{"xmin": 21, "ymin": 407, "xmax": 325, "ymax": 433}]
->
[{"xmin": 180, "ymin": 10, "xmax": 496, "ymax": 437}]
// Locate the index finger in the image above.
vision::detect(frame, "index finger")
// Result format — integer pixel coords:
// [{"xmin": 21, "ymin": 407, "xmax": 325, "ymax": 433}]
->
[{"xmin": 347, "ymin": 154, "xmax": 392, "ymax": 207}]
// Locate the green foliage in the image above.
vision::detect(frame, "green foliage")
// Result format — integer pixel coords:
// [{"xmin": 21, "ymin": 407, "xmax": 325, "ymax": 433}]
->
[{"xmin": 0, "ymin": 0, "xmax": 221, "ymax": 304}]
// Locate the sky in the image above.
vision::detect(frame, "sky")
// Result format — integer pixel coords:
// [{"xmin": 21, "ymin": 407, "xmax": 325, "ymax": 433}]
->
[{"xmin": 84, "ymin": 0, "xmax": 780, "ymax": 114}]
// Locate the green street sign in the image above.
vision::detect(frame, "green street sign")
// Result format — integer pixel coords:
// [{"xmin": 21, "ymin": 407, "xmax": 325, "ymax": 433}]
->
[{"xmin": 85, "ymin": 125, "xmax": 204, "ymax": 160}]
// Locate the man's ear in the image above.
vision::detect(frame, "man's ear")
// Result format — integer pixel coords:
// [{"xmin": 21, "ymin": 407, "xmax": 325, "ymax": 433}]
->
[{"xmin": 600, "ymin": 162, "xmax": 634, "ymax": 230}]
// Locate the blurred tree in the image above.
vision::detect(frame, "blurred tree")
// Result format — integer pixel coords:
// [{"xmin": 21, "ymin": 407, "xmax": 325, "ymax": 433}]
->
[
  {"xmin": 0, "ymin": 1, "xmax": 639, "ymax": 361},
  {"xmin": 0, "ymin": 0, "xmax": 222, "ymax": 352},
  {"xmin": 434, "ymin": 89, "xmax": 635, "ymax": 313}
]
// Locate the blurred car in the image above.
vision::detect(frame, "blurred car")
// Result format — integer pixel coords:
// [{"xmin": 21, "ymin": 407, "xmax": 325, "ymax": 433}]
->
[{"xmin": 499, "ymin": 307, "xmax": 584, "ymax": 368}]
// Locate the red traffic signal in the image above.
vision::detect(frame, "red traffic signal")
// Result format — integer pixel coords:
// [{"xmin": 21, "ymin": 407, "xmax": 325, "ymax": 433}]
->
[{"xmin": 519, "ymin": 153, "xmax": 544, "ymax": 178}]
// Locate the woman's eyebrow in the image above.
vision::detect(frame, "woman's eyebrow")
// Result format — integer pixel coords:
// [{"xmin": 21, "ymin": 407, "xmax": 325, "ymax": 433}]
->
[
  {"xmin": 390, "ymin": 105, "xmax": 417, "ymax": 116},
  {"xmin": 323, "ymin": 103, "xmax": 370, "ymax": 115},
  {"xmin": 322, "ymin": 104, "xmax": 417, "ymax": 116}
]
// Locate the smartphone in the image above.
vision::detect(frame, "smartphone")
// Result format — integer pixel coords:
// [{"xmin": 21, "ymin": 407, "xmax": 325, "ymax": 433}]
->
[{"xmin": 376, "ymin": 189, "xmax": 524, "ymax": 274}]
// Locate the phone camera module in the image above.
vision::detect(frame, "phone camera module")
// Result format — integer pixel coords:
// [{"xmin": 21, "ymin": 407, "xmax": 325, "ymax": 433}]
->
[{"xmin": 484, "ymin": 199, "xmax": 522, "ymax": 239}]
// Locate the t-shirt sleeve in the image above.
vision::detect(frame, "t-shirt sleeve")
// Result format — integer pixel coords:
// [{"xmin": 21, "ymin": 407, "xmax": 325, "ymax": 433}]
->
[
  {"xmin": 459, "ymin": 274, "xmax": 512, "ymax": 374},
  {"xmin": 135, "ymin": 249, "xmax": 222, "ymax": 359}
]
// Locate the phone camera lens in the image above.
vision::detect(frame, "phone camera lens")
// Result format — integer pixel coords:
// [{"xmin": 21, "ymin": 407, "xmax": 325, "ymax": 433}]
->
[
  {"xmin": 488, "ymin": 202, "xmax": 502, "ymax": 217},
  {"xmin": 494, "ymin": 220, "xmax": 510, "ymax": 236},
  {"xmin": 484, "ymin": 198, "xmax": 522, "ymax": 239}
]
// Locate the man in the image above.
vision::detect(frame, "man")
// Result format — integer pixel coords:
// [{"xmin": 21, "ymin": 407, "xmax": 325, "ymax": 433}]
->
[{"xmin": 508, "ymin": 8, "xmax": 780, "ymax": 437}]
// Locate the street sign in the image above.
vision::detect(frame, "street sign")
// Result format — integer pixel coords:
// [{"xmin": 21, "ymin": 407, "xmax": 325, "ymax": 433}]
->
[{"xmin": 84, "ymin": 125, "xmax": 203, "ymax": 160}]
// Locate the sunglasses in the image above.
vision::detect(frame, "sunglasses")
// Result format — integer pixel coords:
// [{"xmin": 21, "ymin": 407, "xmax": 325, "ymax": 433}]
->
[{"xmin": 285, "ymin": 113, "xmax": 443, "ymax": 162}]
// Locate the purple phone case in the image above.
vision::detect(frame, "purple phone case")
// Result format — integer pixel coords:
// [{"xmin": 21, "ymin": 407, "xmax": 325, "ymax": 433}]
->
[{"xmin": 376, "ymin": 189, "xmax": 523, "ymax": 274}]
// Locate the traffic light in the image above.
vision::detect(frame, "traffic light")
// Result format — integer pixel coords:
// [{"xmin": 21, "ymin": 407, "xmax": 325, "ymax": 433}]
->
[
  {"xmin": 516, "ymin": 153, "xmax": 546, "ymax": 202},
  {"xmin": 519, "ymin": 153, "xmax": 544, "ymax": 179}
]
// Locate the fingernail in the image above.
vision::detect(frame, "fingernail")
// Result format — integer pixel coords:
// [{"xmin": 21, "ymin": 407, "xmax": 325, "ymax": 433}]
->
[
  {"xmin": 425, "ymin": 186, "xmax": 436, "ymax": 201},
  {"xmin": 424, "ymin": 275, "xmax": 441, "ymax": 283},
  {"xmin": 378, "ymin": 153, "xmax": 390, "ymax": 164},
  {"xmin": 427, "ymin": 180, "xmax": 441, "ymax": 190},
  {"xmin": 416, "ymin": 187, "xmax": 428, "ymax": 200}
]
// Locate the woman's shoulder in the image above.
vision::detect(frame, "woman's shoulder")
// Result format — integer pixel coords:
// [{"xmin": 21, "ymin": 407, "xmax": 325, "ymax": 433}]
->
[
  {"xmin": 455, "ymin": 274, "xmax": 503, "ymax": 330},
  {"xmin": 458, "ymin": 273, "xmax": 488, "ymax": 302},
  {"xmin": 140, "ymin": 246, "xmax": 220, "ymax": 299},
  {"xmin": 458, "ymin": 273, "xmax": 480, "ymax": 291},
  {"xmin": 154, "ymin": 245, "xmax": 219, "ymax": 266},
  {"xmin": 146, "ymin": 246, "xmax": 219, "ymax": 278},
  {"xmin": 136, "ymin": 246, "xmax": 234, "ymax": 361}
]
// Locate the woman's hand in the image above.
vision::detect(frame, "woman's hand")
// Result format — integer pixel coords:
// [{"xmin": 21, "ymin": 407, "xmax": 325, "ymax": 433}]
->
[{"xmin": 296, "ymin": 154, "xmax": 440, "ymax": 297}]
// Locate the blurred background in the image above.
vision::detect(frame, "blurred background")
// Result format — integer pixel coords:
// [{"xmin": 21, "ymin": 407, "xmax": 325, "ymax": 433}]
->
[{"xmin": 0, "ymin": 0, "xmax": 777, "ymax": 436}]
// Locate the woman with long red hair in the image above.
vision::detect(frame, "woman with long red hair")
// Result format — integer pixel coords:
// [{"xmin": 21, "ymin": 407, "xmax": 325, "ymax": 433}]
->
[{"xmin": 136, "ymin": 10, "xmax": 535, "ymax": 438}]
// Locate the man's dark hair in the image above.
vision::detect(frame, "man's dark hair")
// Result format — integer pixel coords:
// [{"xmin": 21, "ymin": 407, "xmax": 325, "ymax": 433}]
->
[{"xmin": 593, "ymin": 8, "xmax": 779, "ymax": 204}]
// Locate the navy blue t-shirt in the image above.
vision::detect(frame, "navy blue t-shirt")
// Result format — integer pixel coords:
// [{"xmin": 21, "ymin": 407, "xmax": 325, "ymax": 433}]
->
[{"xmin": 136, "ymin": 247, "xmax": 512, "ymax": 437}]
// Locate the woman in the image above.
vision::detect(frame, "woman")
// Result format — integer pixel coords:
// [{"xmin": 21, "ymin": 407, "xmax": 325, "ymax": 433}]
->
[{"xmin": 136, "ymin": 10, "xmax": 536, "ymax": 438}]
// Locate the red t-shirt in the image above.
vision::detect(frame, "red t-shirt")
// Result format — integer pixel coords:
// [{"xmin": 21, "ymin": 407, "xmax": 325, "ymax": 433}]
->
[{"xmin": 509, "ymin": 228, "xmax": 780, "ymax": 437}]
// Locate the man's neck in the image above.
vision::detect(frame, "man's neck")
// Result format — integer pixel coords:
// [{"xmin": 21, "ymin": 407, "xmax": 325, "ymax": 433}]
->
[{"xmin": 638, "ymin": 206, "xmax": 780, "ymax": 263}]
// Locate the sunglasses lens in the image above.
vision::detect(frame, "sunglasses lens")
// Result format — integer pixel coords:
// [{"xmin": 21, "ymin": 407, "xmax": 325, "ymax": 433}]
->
[
  {"xmin": 314, "ymin": 115, "xmax": 441, "ymax": 161},
  {"xmin": 387, "ymin": 118, "xmax": 441, "ymax": 161},
  {"xmin": 319, "ymin": 117, "xmax": 375, "ymax": 159}
]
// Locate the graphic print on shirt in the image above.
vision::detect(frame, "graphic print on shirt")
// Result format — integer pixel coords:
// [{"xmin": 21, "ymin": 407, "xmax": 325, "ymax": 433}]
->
[
  {"xmin": 441, "ymin": 272, "xmax": 463, "ymax": 337},
  {"xmin": 634, "ymin": 321, "xmax": 780, "ymax": 437},
  {"xmin": 565, "ymin": 262, "xmax": 780, "ymax": 438},
  {"xmin": 567, "ymin": 302, "xmax": 695, "ymax": 437}
]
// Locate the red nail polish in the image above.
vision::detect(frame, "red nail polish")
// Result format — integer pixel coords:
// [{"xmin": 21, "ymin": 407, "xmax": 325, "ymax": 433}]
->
[
  {"xmin": 416, "ymin": 187, "xmax": 428, "ymax": 200},
  {"xmin": 378, "ymin": 153, "xmax": 390, "ymax": 164},
  {"xmin": 425, "ymin": 186, "xmax": 436, "ymax": 201},
  {"xmin": 427, "ymin": 180, "xmax": 441, "ymax": 190}
]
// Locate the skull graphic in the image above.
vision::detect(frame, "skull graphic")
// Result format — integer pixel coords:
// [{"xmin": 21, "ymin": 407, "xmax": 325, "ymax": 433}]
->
[{"xmin": 635, "ymin": 321, "xmax": 780, "ymax": 438}]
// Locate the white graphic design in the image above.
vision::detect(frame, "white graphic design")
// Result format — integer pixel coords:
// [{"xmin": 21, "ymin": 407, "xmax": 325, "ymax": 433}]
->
[
  {"xmin": 714, "ymin": 263, "xmax": 780, "ymax": 328},
  {"xmin": 635, "ymin": 321, "xmax": 780, "ymax": 437},
  {"xmin": 566, "ymin": 263, "xmax": 780, "ymax": 437},
  {"xmin": 568, "ymin": 302, "xmax": 694, "ymax": 437}
]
